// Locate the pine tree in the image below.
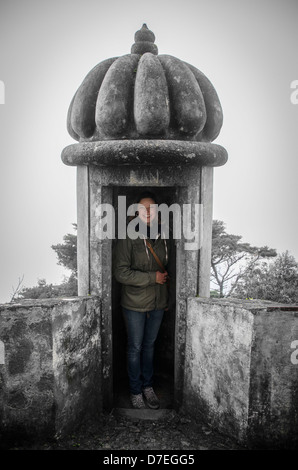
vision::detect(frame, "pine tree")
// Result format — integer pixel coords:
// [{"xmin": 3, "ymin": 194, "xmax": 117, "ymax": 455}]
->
[{"xmin": 211, "ymin": 220, "xmax": 276, "ymax": 297}]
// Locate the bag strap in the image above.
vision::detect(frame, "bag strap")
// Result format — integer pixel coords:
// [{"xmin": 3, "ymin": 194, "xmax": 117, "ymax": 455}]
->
[{"xmin": 145, "ymin": 239, "xmax": 166, "ymax": 273}]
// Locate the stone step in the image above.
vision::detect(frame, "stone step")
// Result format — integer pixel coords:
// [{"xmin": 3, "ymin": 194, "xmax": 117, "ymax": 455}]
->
[{"xmin": 112, "ymin": 407, "xmax": 176, "ymax": 421}]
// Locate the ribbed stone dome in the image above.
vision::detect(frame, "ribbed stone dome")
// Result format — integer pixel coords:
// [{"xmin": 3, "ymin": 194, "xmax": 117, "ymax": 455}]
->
[{"xmin": 67, "ymin": 24, "xmax": 223, "ymax": 144}]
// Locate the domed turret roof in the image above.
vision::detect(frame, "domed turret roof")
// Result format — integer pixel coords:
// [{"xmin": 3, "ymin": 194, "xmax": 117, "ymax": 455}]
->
[{"xmin": 67, "ymin": 24, "xmax": 223, "ymax": 144}]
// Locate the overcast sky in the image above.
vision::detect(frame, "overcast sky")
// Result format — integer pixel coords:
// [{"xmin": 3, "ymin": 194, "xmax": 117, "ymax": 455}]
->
[{"xmin": 0, "ymin": 0, "xmax": 297, "ymax": 303}]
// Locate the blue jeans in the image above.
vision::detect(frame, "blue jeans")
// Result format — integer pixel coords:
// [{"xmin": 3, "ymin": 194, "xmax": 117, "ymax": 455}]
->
[{"xmin": 122, "ymin": 307, "xmax": 164, "ymax": 395}]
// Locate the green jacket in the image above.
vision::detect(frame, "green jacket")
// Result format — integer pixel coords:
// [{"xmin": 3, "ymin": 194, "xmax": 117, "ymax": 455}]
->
[{"xmin": 113, "ymin": 234, "xmax": 172, "ymax": 312}]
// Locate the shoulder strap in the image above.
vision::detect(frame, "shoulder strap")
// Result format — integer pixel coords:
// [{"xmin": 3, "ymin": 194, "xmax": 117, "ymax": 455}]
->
[{"xmin": 145, "ymin": 239, "xmax": 166, "ymax": 273}]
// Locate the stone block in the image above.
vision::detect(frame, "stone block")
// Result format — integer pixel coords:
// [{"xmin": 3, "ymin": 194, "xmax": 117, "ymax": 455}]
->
[
  {"xmin": 183, "ymin": 297, "xmax": 298, "ymax": 449},
  {"xmin": 0, "ymin": 296, "xmax": 102, "ymax": 445}
]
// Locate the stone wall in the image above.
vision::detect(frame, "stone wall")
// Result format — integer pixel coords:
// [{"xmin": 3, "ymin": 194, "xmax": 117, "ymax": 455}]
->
[
  {"xmin": 0, "ymin": 296, "xmax": 102, "ymax": 445},
  {"xmin": 183, "ymin": 297, "xmax": 298, "ymax": 449},
  {"xmin": 1, "ymin": 294, "xmax": 298, "ymax": 448}
]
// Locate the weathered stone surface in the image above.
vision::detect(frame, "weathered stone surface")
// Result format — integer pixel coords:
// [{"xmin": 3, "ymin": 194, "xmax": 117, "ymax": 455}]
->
[
  {"xmin": 134, "ymin": 53, "xmax": 170, "ymax": 136},
  {"xmin": 70, "ymin": 57, "xmax": 117, "ymax": 139},
  {"xmin": 62, "ymin": 139, "xmax": 228, "ymax": 167},
  {"xmin": 158, "ymin": 54, "xmax": 206, "ymax": 136},
  {"xmin": 52, "ymin": 296, "xmax": 102, "ymax": 436},
  {"xmin": 131, "ymin": 23, "xmax": 158, "ymax": 55},
  {"xmin": 95, "ymin": 54, "xmax": 140, "ymax": 138},
  {"xmin": 0, "ymin": 302, "xmax": 55, "ymax": 441},
  {"xmin": 248, "ymin": 308, "xmax": 298, "ymax": 448},
  {"xmin": 184, "ymin": 297, "xmax": 254, "ymax": 442},
  {"xmin": 183, "ymin": 297, "xmax": 298, "ymax": 449},
  {"xmin": 0, "ymin": 296, "xmax": 102, "ymax": 443},
  {"xmin": 66, "ymin": 25, "xmax": 224, "ymax": 143},
  {"xmin": 186, "ymin": 62, "xmax": 224, "ymax": 142}
]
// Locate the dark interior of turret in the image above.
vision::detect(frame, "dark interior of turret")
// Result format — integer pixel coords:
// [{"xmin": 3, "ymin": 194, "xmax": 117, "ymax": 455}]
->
[{"xmin": 112, "ymin": 186, "xmax": 176, "ymax": 409}]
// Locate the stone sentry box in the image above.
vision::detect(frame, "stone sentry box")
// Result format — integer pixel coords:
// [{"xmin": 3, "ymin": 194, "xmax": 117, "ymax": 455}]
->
[
  {"xmin": 62, "ymin": 25, "xmax": 227, "ymax": 410},
  {"xmin": 1, "ymin": 25, "xmax": 297, "ymax": 448}
]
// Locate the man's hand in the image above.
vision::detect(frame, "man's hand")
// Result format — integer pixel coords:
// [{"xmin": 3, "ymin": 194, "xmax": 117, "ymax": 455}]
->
[{"xmin": 155, "ymin": 271, "xmax": 169, "ymax": 285}]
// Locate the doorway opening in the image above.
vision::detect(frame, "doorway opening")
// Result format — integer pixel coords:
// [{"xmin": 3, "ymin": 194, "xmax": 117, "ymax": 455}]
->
[{"xmin": 112, "ymin": 186, "xmax": 177, "ymax": 409}]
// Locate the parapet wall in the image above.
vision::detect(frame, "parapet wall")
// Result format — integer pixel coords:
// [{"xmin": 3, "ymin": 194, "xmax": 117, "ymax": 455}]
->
[
  {"xmin": 0, "ymin": 296, "xmax": 102, "ymax": 445},
  {"xmin": 1, "ymin": 295, "xmax": 298, "ymax": 449},
  {"xmin": 183, "ymin": 297, "xmax": 298, "ymax": 449}
]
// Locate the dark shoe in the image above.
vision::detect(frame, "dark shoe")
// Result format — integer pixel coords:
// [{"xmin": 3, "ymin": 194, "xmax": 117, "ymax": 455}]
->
[
  {"xmin": 142, "ymin": 387, "xmax": 160, "ymax": 409},
  {"xmin": 130, "ymin": 393, "xmax": 146, "ymax": 409}
]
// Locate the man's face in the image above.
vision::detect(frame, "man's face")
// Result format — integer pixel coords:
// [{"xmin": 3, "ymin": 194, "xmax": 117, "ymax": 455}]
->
[{"xmin": 138, "ymin": 198, "xmax": 157, "ymax": 226}]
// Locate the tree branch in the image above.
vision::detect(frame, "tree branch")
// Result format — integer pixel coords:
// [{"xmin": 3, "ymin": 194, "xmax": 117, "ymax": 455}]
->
[{"xmin": 10, "ymin": 275, "xmax": 25, "ymax": 303}]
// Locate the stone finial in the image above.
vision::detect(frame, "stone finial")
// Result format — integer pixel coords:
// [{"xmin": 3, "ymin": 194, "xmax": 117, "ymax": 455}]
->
[{"xmin": 131, "ymin": 23, "xmax": 158, "ymax": 55}]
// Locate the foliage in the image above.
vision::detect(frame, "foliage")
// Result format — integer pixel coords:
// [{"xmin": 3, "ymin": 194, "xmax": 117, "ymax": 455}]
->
[
  {"xmin": 234, "ymin": 251, "xmax": 298, "ymax": 304},
  {"xmin": 12, "ymin": 225, "xmax": 78, "ymax": 301},
  {"xmin": 51, "ymin": 223, "xmax": 77, "ymax": 275},
  {"xmin": 12, "ymin": 220, "xmax": 298, "ymax": 304},
  {"xmin": 211, "ymin": 220, "xmax": 277, "ymax": 297},
  {"xmin": 18, "ymin": 274, "xmax": 78, "ymax": 300}
]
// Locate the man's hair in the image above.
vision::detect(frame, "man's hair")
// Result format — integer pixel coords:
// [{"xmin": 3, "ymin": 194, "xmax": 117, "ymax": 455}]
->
[{"xmin": 137, "ymin": 190, "xmax": 158, "ymax": 204}]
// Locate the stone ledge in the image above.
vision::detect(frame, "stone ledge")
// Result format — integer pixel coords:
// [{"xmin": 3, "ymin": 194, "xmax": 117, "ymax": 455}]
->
[
  {"xmin": 0, "ymin": 295, "xmax": 99, "ymax": 310},
  {"xmin": 193, "ymin": 296, "xmax": 298, "ymax": 312},
  {"xmin": 61, "ymin": 140, "xmax": 228, "ymax": 168}
]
